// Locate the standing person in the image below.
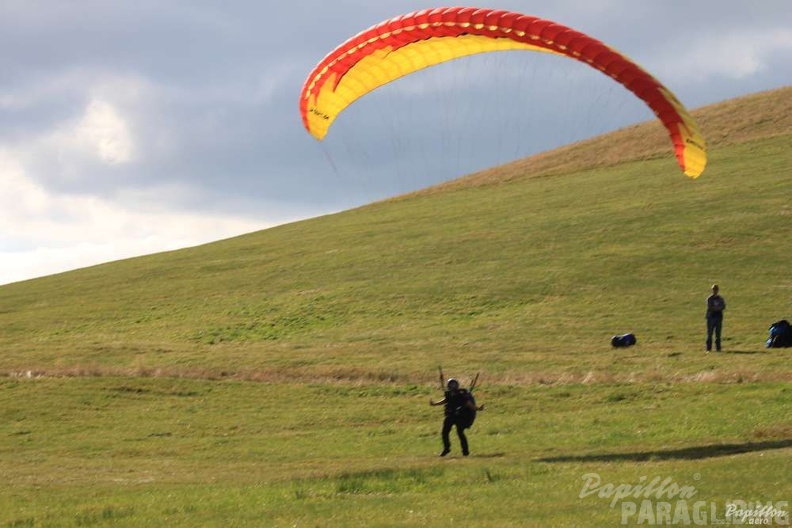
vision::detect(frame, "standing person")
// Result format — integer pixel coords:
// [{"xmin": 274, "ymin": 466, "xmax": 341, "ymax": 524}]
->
[
  {"xmin": 706, "ymin": 284, "xmax": 726, "ymax": 352},
  {"xmin": 430, "ymin": 378, "xmax": 484, "ymax": 457}
]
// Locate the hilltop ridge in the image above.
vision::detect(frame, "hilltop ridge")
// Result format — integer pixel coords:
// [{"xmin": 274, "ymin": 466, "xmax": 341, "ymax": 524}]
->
[{"xmin": 421, "ymin": 86, "xmax": 792, "ymax": 194}]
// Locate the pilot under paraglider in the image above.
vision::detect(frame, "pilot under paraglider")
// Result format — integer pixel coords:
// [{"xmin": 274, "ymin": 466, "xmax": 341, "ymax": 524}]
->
[{"xmin": 430, "ymin": 377, "xmax": 485, "ymax": 457}]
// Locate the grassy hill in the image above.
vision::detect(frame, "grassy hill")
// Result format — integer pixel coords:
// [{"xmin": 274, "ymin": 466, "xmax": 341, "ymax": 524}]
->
[
  {"xmin": 1, "ymin": 87, "xmax": 790, "ymax": 527},
  {"xmin": 1, "ymin": 87, "xmax": 790, "ymax": 383}
]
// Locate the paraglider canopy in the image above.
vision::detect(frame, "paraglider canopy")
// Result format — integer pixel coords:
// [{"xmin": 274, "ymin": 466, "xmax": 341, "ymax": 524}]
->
[{"xmin": 300, "ymin": 6, "xmax": 707, "ymax": 178}]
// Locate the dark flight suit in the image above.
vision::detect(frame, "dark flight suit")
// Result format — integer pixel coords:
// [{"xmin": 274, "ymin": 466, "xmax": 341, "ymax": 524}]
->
[{"xmin": 441, "ymin": 389, "xmax": 475, "ymax": 456}]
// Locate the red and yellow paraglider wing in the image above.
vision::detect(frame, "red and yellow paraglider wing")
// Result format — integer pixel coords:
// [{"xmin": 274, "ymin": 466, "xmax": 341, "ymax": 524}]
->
[{"xmin": 299, "ymin": 7, "xmax": 706, "ymax": 177}]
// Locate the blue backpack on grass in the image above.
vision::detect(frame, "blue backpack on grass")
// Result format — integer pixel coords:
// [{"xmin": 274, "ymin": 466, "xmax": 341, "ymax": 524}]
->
[
  {"xmin": 766, "ymin": 320, "xmax": 792, "ymax": 348},
  {"xmin": 611, "ymin": 333, "xmax": 637, "ymax": 348}
]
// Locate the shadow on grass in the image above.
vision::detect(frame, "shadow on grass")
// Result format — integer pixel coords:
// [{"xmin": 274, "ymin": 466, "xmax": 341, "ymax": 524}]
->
[
  {"xmin": 536, "ymin": 439, "xmax": 792, "ymax": 463},
  {"xmin": 722, "ymin": 350, "xmax": 768, "ymax": 355}
]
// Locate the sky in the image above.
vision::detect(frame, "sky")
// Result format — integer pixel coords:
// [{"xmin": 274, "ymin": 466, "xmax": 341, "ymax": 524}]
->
[{"xmin": 1, "ymin": 1, "xmax": 791, "ymax": 286}]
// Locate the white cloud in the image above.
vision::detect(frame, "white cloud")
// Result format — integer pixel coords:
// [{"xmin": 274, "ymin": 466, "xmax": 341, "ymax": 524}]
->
[
  {"xmin": 0, "ymin": 146, "xmax": 267, "ymax": 286},
  {"xmin": 0, "ymin": 195, "xmax": 267, "ymax": 286},
  {"xmin": 0, "ymin": 68, "xmax": 312, "ymax": 285},
  {"xmin": 13, "ymin": 94, "xmax": 140, "ymax": 186},
  {"xmin": 66, "ymin": 99, "xmax": 134, "ymax": 165},
  {"xmin": 0, "ymin": 147, "xmax": 59, "ymax": 222}
]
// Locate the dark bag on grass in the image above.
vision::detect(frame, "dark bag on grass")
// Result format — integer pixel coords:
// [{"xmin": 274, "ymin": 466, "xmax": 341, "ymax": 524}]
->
[
  {"xmin": 766, "ymin": 320, "xmax": 792, "ymax": 348},
  {"xmin": 611, "ymin": 333, "xmax": 637, "ymax": 348}
]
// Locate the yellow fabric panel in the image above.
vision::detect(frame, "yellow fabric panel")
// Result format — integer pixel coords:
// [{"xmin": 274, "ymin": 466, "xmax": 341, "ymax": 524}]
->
[
  {"xmin": 659, "ymin": 87, "xmax": 707, "ymax": 178},
  {"xmin": 307, "ymin": 35, "xmax": 557, "ymax": 140}
]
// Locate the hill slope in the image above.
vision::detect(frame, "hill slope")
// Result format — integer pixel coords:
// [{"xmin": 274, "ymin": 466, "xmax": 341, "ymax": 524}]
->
[{"xmin": 0, "ymin": 87, "xmax": 790, "ymax": 385}]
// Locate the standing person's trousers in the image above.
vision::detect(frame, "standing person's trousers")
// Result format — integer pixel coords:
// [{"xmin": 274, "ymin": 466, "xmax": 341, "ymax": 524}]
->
[{"xmin": 707, "ymin": 314, "xmax": 723, "ymax": 351}]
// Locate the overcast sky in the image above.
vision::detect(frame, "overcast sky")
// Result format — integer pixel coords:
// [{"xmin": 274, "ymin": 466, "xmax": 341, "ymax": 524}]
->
[{"xmin": 1, "ymin": 1, "xmax": 791, "ymax": 286}]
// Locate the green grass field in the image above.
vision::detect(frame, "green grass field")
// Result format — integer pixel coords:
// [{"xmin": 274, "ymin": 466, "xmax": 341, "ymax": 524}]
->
[{"xmin": 1, "ymin": 88, "xmax": 790, "ymax": 527}]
